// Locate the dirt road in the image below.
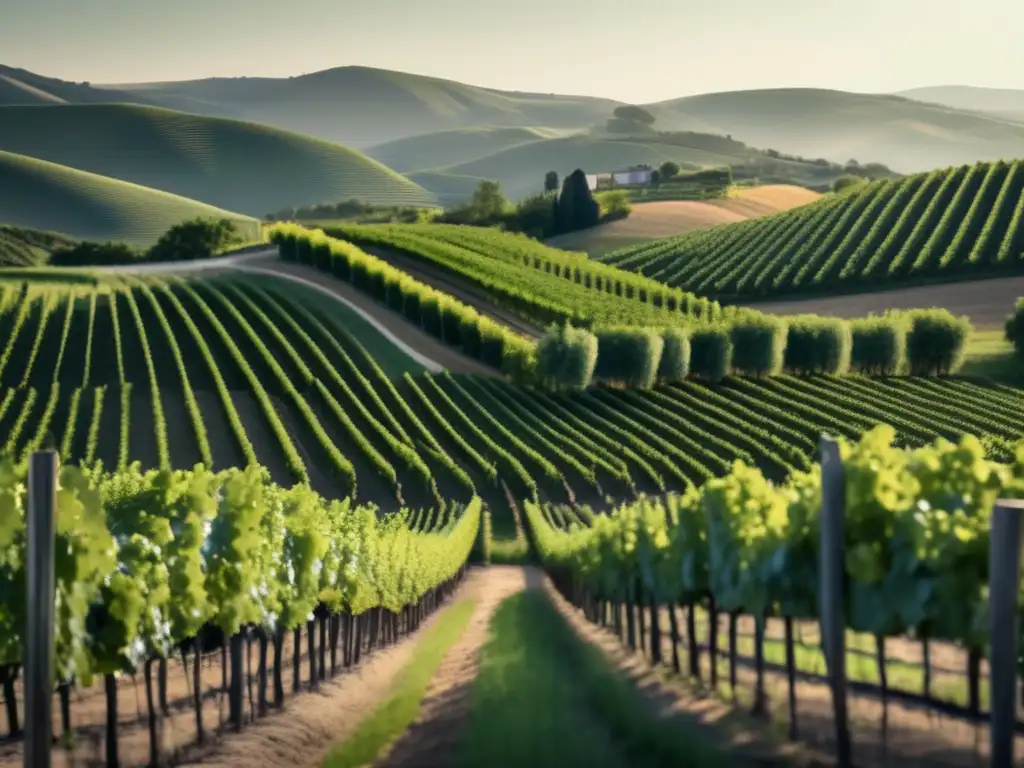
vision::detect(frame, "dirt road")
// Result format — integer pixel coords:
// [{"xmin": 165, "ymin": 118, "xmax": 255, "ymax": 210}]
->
[{"xmin": 746, "ymin": 275, "xmax": 1024, "ymax": 330}]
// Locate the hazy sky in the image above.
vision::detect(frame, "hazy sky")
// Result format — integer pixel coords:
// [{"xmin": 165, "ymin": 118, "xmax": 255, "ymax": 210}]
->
[{"xmin": 3, "ymin": 0, "xmax": 1021, "ymax": 102}]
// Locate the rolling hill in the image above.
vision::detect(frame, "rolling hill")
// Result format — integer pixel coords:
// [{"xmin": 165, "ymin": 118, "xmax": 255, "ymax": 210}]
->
[
  {"xmin": 545, "ymin": 185, "xmax": 821, "ymax": 255},
  {"xmin": 645, "ymin": 88, "xmax": 1024, "ymax": 173},
  {"xmin": 0, "ymin": 103, "xmax": 437, "ymax": 216},
  {"xmin": 0, "ymin": 149, "xmax": 260, "ymax": 246},
  {"xmin": 0, "ymin": 224, "xmax": 78, "ymax": 266},
  {"xmin": 3, "ymin": 62, "xmax": 1017, "ymax": 175},
  {"xmin": 0, "ymin": 64, "xmax": 165, "ymax": 106},
  {"xmin": 896, "ymin": 85, "xmax": 1024, "ymax": 121},
  {"xmin": 365, "ymin": 126, "xmax": 575, "ymax": 173},
  {"xmin": 598, "ymin": 159, "xmax": 1024, "ymax": 299},
  {"xmin": 100, "ymin": 66, "xmax": 620, "ymax": 149}
]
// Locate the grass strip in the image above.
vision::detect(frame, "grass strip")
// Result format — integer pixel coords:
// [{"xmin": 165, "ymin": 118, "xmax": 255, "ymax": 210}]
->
[
  {"xmin": 452, "ymin": 590, "xmax": 726, "ymax": 768},
  {"xmin": 322, "ymin": 598, "xmax": 476, "ymax": 768}
]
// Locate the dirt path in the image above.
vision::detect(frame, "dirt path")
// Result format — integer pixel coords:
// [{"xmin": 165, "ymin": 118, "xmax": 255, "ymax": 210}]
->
[
  {"xmin": 235, "ymin": 259, "xmax": 499, "ymax": 376},
  {"xmin": 176, "ymin": 566, "xmax": 537, "ymax": 768},
  {"xmin": 372, "ymin": 566, "xmax": 544, "ymax": 768},
  {"xmin": 746, "ymin": 275, "xmax": 1024, "ymax": 331},
  {"xmin": 355, "ymin": 244, "xmax": 543, "ymax": 340}
]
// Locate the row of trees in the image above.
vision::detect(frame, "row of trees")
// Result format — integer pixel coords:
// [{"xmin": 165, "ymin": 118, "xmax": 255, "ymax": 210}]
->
[
  {"xmin": 534, "ymin": 308, "xmax": 972, "ymax": 390},
  {"xmin": 437, "ymin": 170, "xmax": 624, "ymax": 239},
  {"xmin": 48, "ymin": 218, "xmax": 244, "ymax": 266}
]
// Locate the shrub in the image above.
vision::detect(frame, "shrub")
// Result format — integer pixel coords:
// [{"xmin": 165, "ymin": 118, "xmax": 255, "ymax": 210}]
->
[
  {"xmin": 313, "ymin": 241, "xmax": 332, "ymax": 271},
  {"xmin": 850, "ymin": 316, "xmax": 906, "ymax": 375},
  {"xmin": 460, "ymin": 315, "xmax": 484, "ymax": 359},
  {"xmin": 730, "ymin": 316, "xmax": 787, "ymax": 376},
  {"xmin": 690, "ymin": 327, "xmax": 732, "ymax": 382},
  {"xmin": 784, "ymin": 316, "xmax": 852, "ymax": 375},
  {"xmin": 385, "ymin": 277, "xmax": 404, "ymax": 312},
  {"xmin": 351, "ymin": 261, "xmax": 371, "ymax": 292},
  {"xmin": 330, "ymin": 247, "xmax": 352, "ymax": 281},
  {"xmin": 904, "ymin": 309, "xmax": 971, "ymax": 375},
  {"xmin": 296, "ymin": 237, "xmax": 314, "ymax": 266},
  {"xmin": 276, "ymin": 232, "xmax": 298, "ymax": 261},
  {"xmin": 1005, "ymin": 297, "xmax": 1024, "ymax": 358},
  {"xmin": 421, "ymin": 295, "xmax": 443, "ymax": 337},
  {"xmin": 370, "ymin": 270, "xmax": 388, "ymax": 302},
  {"xmin": 592, "ymin": 327, "xmax": 664, "ymax": 389},
  {"xmin": 502, "ymin": 337, "xmax": 539, "ymax": 386},
  {"xmin": 147, "ymin": 217, "xmax": 240, "ymax": 262},
  {"xmin": 440, "ymin": 302, "xmax": 462, "ymax": 346},
  {"xmin": 479, "ymin": 322, "xmax": 507, "ymax": 369},
  {"xmin": 403, "ymin": 292, "xmax": 422, "ymax": 325},
  {"xmin": 535, "ymin": 324, "xmax": 598, "ymax": 390},
  {"xmin": 49, "ymin": 241, "xmax": 140, "ymax": 266},
  {"xmin": 658, "ymin": 328, "xmax": 691, "ymax": 381}
]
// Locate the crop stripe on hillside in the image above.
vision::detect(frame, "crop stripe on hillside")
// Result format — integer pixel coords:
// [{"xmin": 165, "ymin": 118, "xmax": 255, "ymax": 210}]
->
[
  {"xmin": 109, "ymin": 292, "xmax": 126, "ymax": 385},
  {"xmin": 0, "ymin": 293, "xmax": 33, "ymax": 383},
  {"xmin": 117, "ymin": 383, "xmax": 131, "ymax": 471},
  {"xmin": 839, "ymin": 173, "xmax": 929, "ymax": 280},
  {"xmin": 121, "ymin": 287, "xmax": 171, "ymax": 469},
  {"xmin": 81, "ymin": 292, "xmax": 96, "ymax": 387},
  {"xmin": 402, "ymin": 373, "xmax": 497, "ymax": 483},
  {"xmin": 888, "ymin": 165, "xmax": 968, "ymax": 276},
  {"xmin": 83, "ymin": 386, "xmax": 104, "ymax": 465},
  {"xmin": 133, "ymin": 279, "xmax": 213, "ymax": 468},
  {"xmin": 19, "ymin": 383, "xmax": 61, "ymax": 462},
  {"xmin": 791, "ymin": 181, "xmax": 881, "ymax": 288},
  {"xmin": 969, "ymin": 162, "xmax": 1024, "ymax": 266},
  {"xmin": 812, "ymin": 180, "xmax": 902, "ymax": 286},
  {"xmin": 18, "ymin": 292, "xmax": 56, "ymax": 388},
  {"xmin": 51, "ymin": 292, "xmax": 75, "ymax": 384},
  {"xmin": 418, "ymin": 372, "xmax": 536, "ymax": 498},
  {"xmin": 910, "ymin": 163, "xmax": 988, "ymax": 274},
  {"xmin": 155, "ymin": 284, "xmax": 257, "ymax": 466},
  {"xmin": 173, "ymin": 281, "xmax": 306, "ymax": 482},
  {"xmin": 206, "ymin": 280, "xmax": 357, "ymax": 494},
  {"xmin": 938, "ymin": 161, "xmax": 1009, "ymax": 270},
  {"xmin": 5, "ymin": 388, "xmax": 37, "ymax": 456},
  {"xmin": 60, "ymin": 386, "xmax": 83, "ymax": 460}
]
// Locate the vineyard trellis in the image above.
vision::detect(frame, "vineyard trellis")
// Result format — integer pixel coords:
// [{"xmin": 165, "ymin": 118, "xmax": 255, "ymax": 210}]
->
[
  {"xmin": 527, "ymin": 429, "xmax": 1024, "ymax": 767},
  {"xmin": 2, "ymin": 455, "xmax": 481, "ymax": 767}
]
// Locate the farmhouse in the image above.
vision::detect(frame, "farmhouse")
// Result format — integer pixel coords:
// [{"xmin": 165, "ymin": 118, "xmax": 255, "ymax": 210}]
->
[{"xmin": 586, "ymin": 164, "xmax": 654, "ymax": 190}]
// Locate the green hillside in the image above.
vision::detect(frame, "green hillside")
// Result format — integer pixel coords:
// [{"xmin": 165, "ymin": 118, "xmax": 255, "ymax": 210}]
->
[
  {"xmin": 647, "ymin": 88, "xmax": 1024, "ymax": 173},
  {"xmin": 102, "ymin": 66, "xmax": 620, "ymax": 149},
  {"xmin": 599, "ymin": 159, "xmax": 1024, "ymax": 299},
  {"xmin": 365, "ymin": 126, "xmax": 574, "ymax": 173},
  {"xmin": 0, "ymin": 149, "xmax": 260, "ymax": 246},
  {"xmin": 896, "ymin": 85, "xmax": 1024, "ymax": 121},
  {"xmin": 0, "ymin": 103, "xmax": 436, "ymax": 216},
  {"xmin": 0, "ymin": 224, "xmax": 77, "ymax": 266},
  {"xmin": 0, "ymin": 64, "xmax": 162, "ymax": 106}
]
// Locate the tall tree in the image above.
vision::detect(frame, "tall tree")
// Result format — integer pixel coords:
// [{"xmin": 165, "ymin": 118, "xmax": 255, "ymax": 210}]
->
[
  {"xmin": 555, "ymin": 169, "xmax": 599, "ymax": 234},
  {"xmin": 544, "ymin": 170, "xmax": 560, "ymax": 193}
]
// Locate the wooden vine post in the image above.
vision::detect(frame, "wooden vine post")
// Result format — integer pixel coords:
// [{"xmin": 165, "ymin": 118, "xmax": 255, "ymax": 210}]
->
[
  {"xmin": 25, "ymin": 451, "xmax": 59, "ymax": 768},
  {"xmin": 818, "ymin": 436, "xmax": 851, "ymax": 768},
  {"xmin": 988, "ymin": 499, "xmax": 1024, "ymax": 768}
]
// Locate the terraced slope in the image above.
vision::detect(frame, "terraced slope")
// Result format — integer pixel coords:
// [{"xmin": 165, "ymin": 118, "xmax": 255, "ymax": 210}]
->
[
  {"xmin": 2, "ymin": 269, "xmax": 1020, "ymax": 535},
  {"xmin": 599, "ymin": 160, "xmax": 1024, "ymax": 300},
  {"xmin": 0, "ymin": 104, "xmax": 436, "ymax": 215},
  {"xmin": 0, "ymin": 149, "xmax": 260, "ymax": 246},
  {"xmin": 0, "ymin": 224, "xmax": 77, "ymax": 266}
]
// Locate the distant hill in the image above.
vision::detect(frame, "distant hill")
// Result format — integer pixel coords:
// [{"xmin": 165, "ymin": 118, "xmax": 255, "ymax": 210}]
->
[
  {"xmin": 599, "ymin": 159, "xmax": 1024, "ymax": 300},
  {"xmin": 100, "ymin": 66, "xmax": 620, "ymax": 149},
  {"xmin": 0, "ymin": 224, "xmax": 77, "ymax": 266},
  {"xmin": 0, "ymin": 64, "xmax": 162, "ymax": 106},
  {"xmin": 365, "ymin": 126, "xmax": 574, "ymax": 172},
  {"xmin": 646, "ymin": 88, "xmax": 1024, "ymax": 173},
  {"xmin": 545, "ymin": 185, "xmax": 821, "ymax": 255},
  {"xmin": 0, "ymin": 149, "xmax": 260, "ymax": 246},
  {"xmin": 895, "ymin": 86, "xmax": 1024, "ymax": 121},
  {"xmin": 408, "ymin": 132, "xmax": 873, "ymax": 202},
  {"xmin": 0, "ymin": 103, "xmax": 436, "ymax": 215}
]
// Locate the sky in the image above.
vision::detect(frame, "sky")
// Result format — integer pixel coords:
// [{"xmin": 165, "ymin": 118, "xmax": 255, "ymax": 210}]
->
[{"xmin": 3, "ymin": 0, "xmax": 1021, "ymax": 103}]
